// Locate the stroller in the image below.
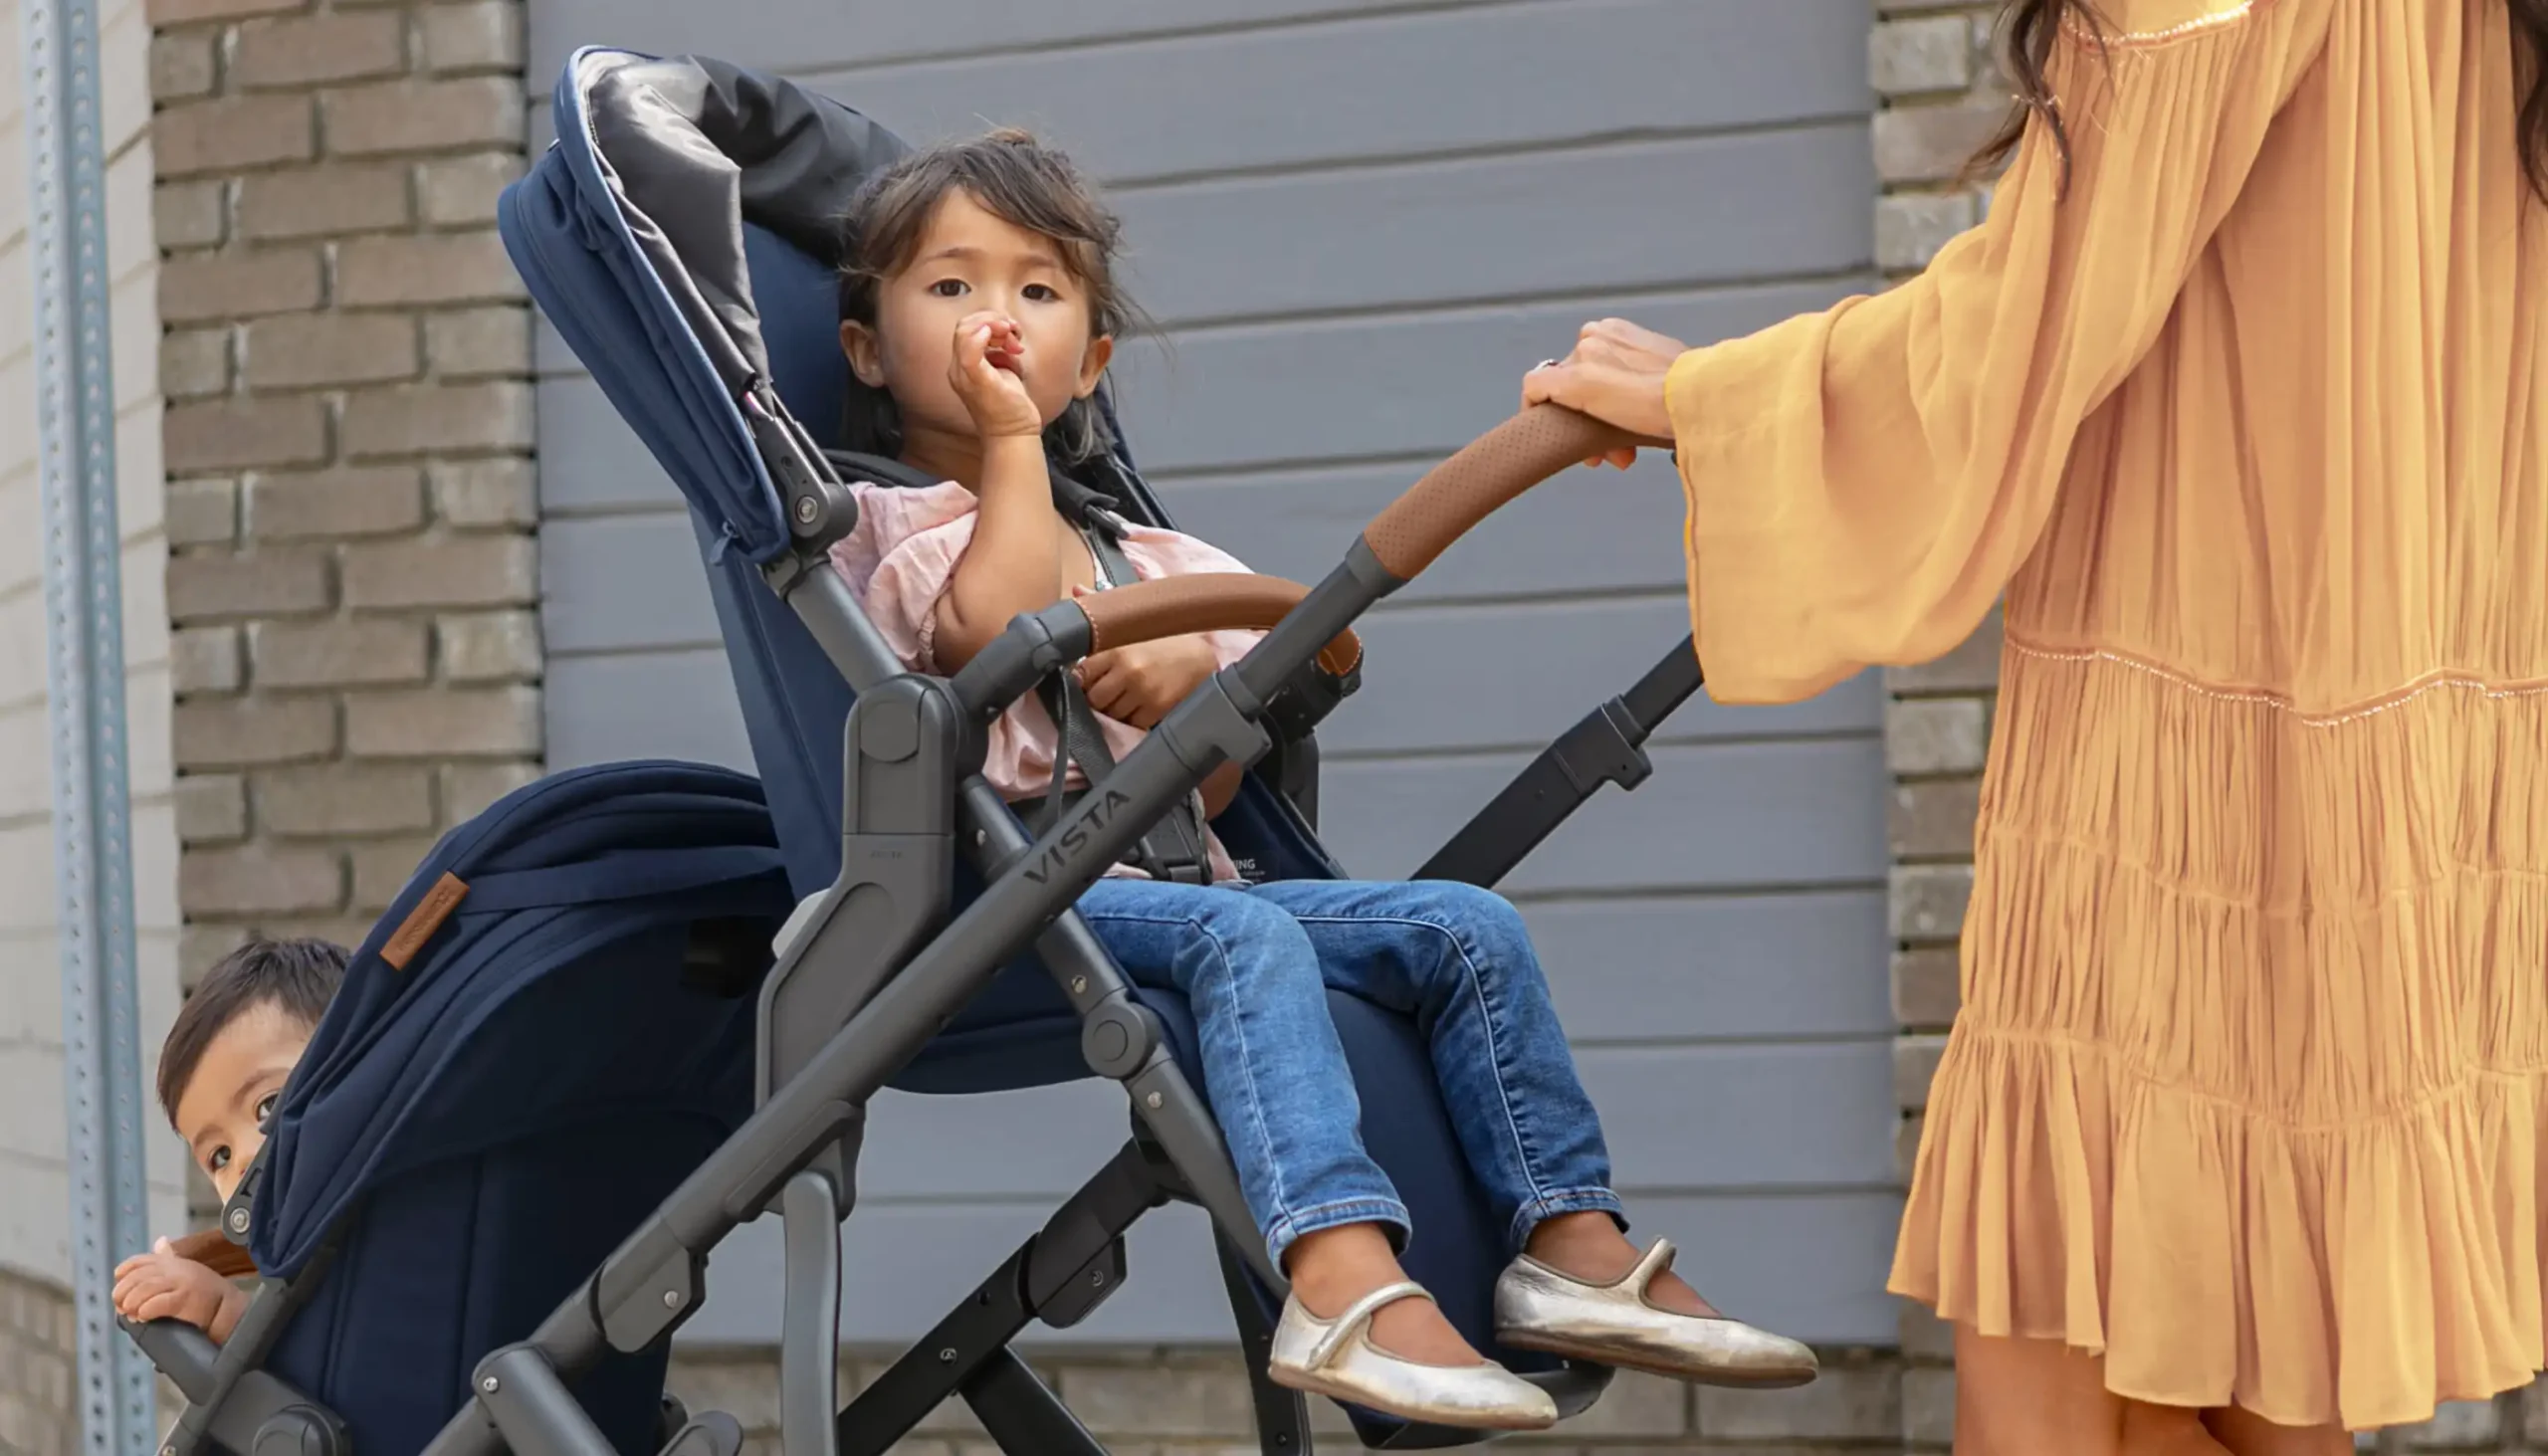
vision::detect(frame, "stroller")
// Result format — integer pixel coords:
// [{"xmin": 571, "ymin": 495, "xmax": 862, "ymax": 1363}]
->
[{"xmin": 122, "ymin": 50, "xmax": 1713, "ymax": 1456}]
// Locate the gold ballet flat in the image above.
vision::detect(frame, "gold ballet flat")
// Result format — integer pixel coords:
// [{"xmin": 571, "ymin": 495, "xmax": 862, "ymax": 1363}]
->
[
  {"xmin": 1494, "ymin": 1237, "xmax": 1819, "ymax": 1389},
  {"xmin": 1268, "ymin": 1280, "xmax": 1559, "ymax": 1431}
]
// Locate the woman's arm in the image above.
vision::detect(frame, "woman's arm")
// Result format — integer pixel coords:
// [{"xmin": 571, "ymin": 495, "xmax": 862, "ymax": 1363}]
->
[{"xmin": 1538, "ymin": 0, "xmax": 2337, "ymax": 703}]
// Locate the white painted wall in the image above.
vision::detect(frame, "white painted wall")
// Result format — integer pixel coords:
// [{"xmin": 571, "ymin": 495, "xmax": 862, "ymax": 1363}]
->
[{"xmin": 0, "ymin": 0, "xmax": 189, "ymax": 1290}]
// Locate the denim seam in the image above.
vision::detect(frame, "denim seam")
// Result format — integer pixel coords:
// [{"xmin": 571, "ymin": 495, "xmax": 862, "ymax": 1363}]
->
[
  {"xmin": 1294, "ymin": 911, "xmax": 1553, "ymax": 1210},
  {"xmin": 1265, "ymin": 1195, "xmax": 1413, "ymax": 1263},
  {"xmin": 1509, "ymin": 1187, "xmax": 1627, "ymax": 1256}
]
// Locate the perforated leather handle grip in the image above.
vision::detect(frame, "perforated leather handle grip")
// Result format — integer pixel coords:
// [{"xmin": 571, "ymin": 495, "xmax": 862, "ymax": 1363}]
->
[
  {"xmin": 1077, "ymin": 574, "xmax": 1363, "ymax": 677},
  {"xmin": 170, "ymin": 1227, "xmax": 258, "ymax": 1280},
  {"xmin": 1363, "ymin": 404, "xmax": 1656, "ymax": 580}
]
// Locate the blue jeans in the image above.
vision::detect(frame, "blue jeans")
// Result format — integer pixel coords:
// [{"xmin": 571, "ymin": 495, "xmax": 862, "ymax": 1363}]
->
[{"xmin": 1075, "ymin": 877, "xmax": 1623, "ymax": 1267}]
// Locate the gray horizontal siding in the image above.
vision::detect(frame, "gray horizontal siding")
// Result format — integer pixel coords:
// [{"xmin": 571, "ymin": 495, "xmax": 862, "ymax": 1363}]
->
[{"xmin": 527, "ymin": 0, "xmax": 1889, "ymax": 1347}]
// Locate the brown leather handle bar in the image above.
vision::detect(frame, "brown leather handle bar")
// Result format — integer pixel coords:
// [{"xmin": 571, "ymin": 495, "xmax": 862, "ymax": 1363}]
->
[
  {"xmin": 1076, "ymin": 573, "xmax": 1363, "ymax": 678},
  {"xmin": 171, "ymin": 1226, "xmax": 258, "ymax": 1280},
  {"xmin": 1363, "ymin": 404, "xmax": 1659, "ymax": 580}
]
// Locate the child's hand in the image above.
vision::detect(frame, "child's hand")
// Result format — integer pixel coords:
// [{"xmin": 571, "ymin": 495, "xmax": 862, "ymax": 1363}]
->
[
  {"xmin": 948, "ymin": 311, "xmax": 1045, "ymax": 440},
  {"xmin": 1079, "ymin": 636, "xmax": 1220, "ymax": 729},
  {"xmin": 113, "ymin": 1238, "xmax": 248, "ymax": 1343}
]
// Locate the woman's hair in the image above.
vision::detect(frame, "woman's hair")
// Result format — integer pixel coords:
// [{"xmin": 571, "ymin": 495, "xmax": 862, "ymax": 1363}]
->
[
  {"xmin": 1975, "ymin": 0, "xmax": 2548, "ymax": 200},
  {"xmin": 836, "ymin": 127, "xmax": 1149, "ymax": 466}
]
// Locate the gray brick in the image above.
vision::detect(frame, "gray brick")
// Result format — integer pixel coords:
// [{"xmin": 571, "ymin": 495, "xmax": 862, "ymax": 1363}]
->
[
  {"xmin": 1886, "ymin": 697, "xmax": 1990, "ymax": 775},
  {"xmin": 237, "ymin": 162, "xmax": 413, "ymax": 241},
  {"xmin": 174, "ymin": 696, "xmax": 338, "ymax": 769},
  {"xmin": 439, "ymin": 609, "xmax": 541, "ymax": 681},
  {"xmin": 1890, "ymin": 863, "xmax": 1974, "ymax": 942},
  {"xmin": 2528, "ymin": 1377, "xmax": 2548, "ymax": 1443},
  {"xmin": 255, "ymin": 763, "xmax": 437, "ymax": 838},
  {"xmin": 158, "ymin": 248, "xmax": 324, "ymax": 323},
  {"xmin": 149, "ymin": 0, "xmax": 306, "ymax": 22},
  {"xmin": 181, "ymin": 842, "xmax": 344, "ymax": 918},
  {"xmin": 154, "ymin": 179, "xmax": 230, "ymax": 251},
  {"xmin": 251, "ymin": 618, "xmax": 432, "ymax": 689},
  {"xmin": 1698, "ymin": 1359, "xmax": 1899, "ymax": 1441},
  {"xmin": 1885, "ymin": 609, "xmax": 2004, "ymax": 694},
  {"xmin": 439, "ymin": 761, "xmax": 539, "ymax": 823},
  {"xmin": 1894, "ymin": 1035, "xmax": 1948, "ymax": 1114},
  {"xmin": 161, "ymin": 326, "xmax": 234, "ymax": 399},
  {"xmin": 321, "ymin": 78, "xmax": 523, "ymax": 157},
  {"xmin": 1876, "ymin": 190, "xmax": 1981, "ymax": 273},
  {"xmin": 150, "ymin": 29, "xmax": 221, "ymax": 102},
  {"xmin": 164, "ymin": 393, "xmax": 330, "ymax": 474},
  {"xmin": 175, "ymin": 773, "xmax": 250, "ymax": 845},
  {"xmin": 337, "ymin": 232, "xmax": 528, "ymax": 308},
  {"xmin": 172, "ymin": 625, "xmax": 244, "ymax": 694},
  {"xmin": 1055, "ymin": 1361, "xmax": 1252, "ymax": 1438},
  {"xmin": 345, "ymin": 686, "xmax": 539, "ymax": 758},
  {"xmin": 1889, "ymin": 774, "xmax": 1983, "ymax": 860},
  {"xmin": 419, "ymin": 151, "xmax": 526, "ymax": 227},
  {"xmin": 181, "ymin": 925, "xmax": 253, "ymax": 989},
  {"xmin": 167, "ymin": 547, "xmax": 332, "ymax": 622},
  {"xmin": 232, "ymin": 11, "xmax": 407, "ymax": 91},
  {"xmin": 2401, "ymin": 1399, "xmax": 2500, "ymax": 1449},
  {"xmin": 1872, "ymin": 98, "xmax": 2007, "ymax": 185},
  {"xmin": 1869, "ymin": 15, "xmax": 1975, "ymax": 97},
  {"xmin": 165, "ymin": 479, "xmax": 241, "ymax": 547},
  {"xmin": 424, "ymin": 306, "xmax": 532, "ymax": 378},
  {"xmin": 340, "ymin": 380, "xmax": 534, "ymax": 458},
  {"xmin": 1891, "ymin": 946, "xmax": 1961, "ymax": 1029},
  {"xmin": 154, "ymin": 95, "xmax": 317, "ymax": 177},
  {"xmin": 420, "ymin": 2, "xmax": 524, "ymax": 75},
  {"xmin": 341, "ymin": 533, "xmax": 535, "ymax": 610},
  {"xmin": 431, "ymin": 457, "xmax": 536, "ymax": 526},
  {"xmin": 243, "ymin": 311, "xmax": 421, "ymax": 389},
  {"xmin": 1902, "ymin": 1363, "xmax": 1956, "ymax": 1447},
  {"xmin": 246, "ymin": 466, "xmax": 426, "ymax": 540}
]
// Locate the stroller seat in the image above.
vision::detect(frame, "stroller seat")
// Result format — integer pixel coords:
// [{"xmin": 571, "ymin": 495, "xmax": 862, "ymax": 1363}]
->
[{"xmin": 126, "ymin": 47, "xmax": 1715, "ymax": 1456}]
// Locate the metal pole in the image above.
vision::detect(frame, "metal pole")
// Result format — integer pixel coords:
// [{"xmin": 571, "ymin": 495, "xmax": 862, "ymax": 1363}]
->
[{"xmin": 25, "ymin": 0, "xmax": 157, "ymax": 1450}]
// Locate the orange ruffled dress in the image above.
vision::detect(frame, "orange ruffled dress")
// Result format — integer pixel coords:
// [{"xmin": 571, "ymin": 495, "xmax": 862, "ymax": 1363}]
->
[{"xmin": 1663, "ymin": 0, "xmax": 2547, "ymax": 1431}]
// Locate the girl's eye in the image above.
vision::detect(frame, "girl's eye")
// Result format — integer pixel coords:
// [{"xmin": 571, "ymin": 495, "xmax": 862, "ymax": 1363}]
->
[
  {"xmin": 208, "ymin": 1145, "xmax": 231, "ymax": 1172},
  {"xmin": 255, "ymin": 1093, "xmax": 280, "ymax": 1126},
  {"xmin": 928, "ymin": 279, "xmax": 967, "ymax": 299},
  {"xmin": 1023, "ymin": 283, "xmax": 1060, "ymax": 303}
]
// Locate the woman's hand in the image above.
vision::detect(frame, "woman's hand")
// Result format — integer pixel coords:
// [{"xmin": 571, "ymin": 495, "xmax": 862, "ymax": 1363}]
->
[
  {"xmin": 949, "ymin": 311, "xmax": 1046, "ymax": 440},
  {"xmin": 1523, "ymin": 318, "xmax": 1688, "ymax": 468}
]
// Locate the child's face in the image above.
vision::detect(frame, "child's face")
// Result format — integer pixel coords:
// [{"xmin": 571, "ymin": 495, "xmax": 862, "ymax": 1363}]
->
[
  {"xmin": 172, "ymin": 1000, "xmax": 311, "ymax": 1204},
  {"xmin": 841, "ymin": 188, "xmax": 1113, "ymax": 451}
]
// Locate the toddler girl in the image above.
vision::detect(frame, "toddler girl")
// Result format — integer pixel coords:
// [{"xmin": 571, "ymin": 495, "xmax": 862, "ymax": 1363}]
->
[{"xmin": 826, "ymin": 128, "xmax": 1816, "ymax": 1431}]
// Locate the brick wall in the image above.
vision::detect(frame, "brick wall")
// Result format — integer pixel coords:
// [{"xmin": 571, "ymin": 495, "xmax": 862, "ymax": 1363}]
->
[
  {"xmin": 0, "ymin": 1268, "xmax": 75, "ymax": 1456},
  {"xmin": 147, "ymin": 0, "xmax": 541, "ymax": 1024}
]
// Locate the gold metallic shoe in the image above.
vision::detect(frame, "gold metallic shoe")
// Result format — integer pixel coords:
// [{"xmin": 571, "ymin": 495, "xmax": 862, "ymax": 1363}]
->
[
  {"xmin": 1268, "ymin": 1281, "xmax": 1560, "ymax": 1431},
  {"xmin": 1494, "ymin": 1238, "xmax": 1819, "ymax": 1388}
]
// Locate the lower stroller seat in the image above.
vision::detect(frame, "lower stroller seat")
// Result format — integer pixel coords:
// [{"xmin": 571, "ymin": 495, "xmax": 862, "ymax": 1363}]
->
[{"xmin": 127, "ymin": 47, "xmax": 1715, "ymax": 1456}]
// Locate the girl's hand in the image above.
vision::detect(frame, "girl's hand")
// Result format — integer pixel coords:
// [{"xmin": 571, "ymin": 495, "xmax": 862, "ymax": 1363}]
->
[
  {"xmin": 1522, "ymin": 317, "xmax": 1687, "ymax": 467},
  {"xmin": 949, "ymin": 311, "xmax": 1045, "ymax": 440},
  {"xmin": 112, "ymin": 1237, "xmax": 248, "ymax": 1342},
  {"xmin": 1079, "ymin": 634, "xmax": 1221, "ymax": 729}
]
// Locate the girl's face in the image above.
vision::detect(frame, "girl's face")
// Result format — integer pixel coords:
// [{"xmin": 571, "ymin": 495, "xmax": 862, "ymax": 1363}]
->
[{"xmin": 841, "ymin": 188, "xmax": 1113, "ymax": 452}]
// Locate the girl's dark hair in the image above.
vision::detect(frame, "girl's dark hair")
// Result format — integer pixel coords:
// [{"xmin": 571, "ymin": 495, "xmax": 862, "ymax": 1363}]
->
[
  {"xmin": 157, "ymin": 937, "xmax": 347, "ymax": 1125},
  {"xmin": 1975, "ymin": 1, "xmax": 2548, "ymax": 201},
  {"xmin": 836, "ymin": 127, "xmax": 1147, "ymax": 466}
]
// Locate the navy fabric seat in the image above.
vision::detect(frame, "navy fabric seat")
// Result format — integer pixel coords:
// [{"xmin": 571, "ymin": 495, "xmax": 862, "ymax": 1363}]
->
[{"xmin": 251, "ymin": 762, "xmax": 798, "ymax": 1456}]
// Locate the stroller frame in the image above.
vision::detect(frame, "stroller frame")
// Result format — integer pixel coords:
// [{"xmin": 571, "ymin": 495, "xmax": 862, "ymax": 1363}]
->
[{"xmin": 125, "ymin": 50, "xmax": 1710, "ymax": 1456}]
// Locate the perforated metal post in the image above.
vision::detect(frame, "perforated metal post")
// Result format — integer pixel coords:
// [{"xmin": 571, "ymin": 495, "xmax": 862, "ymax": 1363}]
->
[{"xmin": 25, "ymin": 1, "xmax": 157, "ymax": 1454}]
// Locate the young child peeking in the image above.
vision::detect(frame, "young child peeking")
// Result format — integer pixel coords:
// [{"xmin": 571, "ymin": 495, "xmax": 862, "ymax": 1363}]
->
[
  {"xmin": 824, "ymin": 128, "xmax": 1818, "ymax": 1430},
  {"xmin": 110, "ymin": 938, "xmax": 346, "ymax": 1343}
]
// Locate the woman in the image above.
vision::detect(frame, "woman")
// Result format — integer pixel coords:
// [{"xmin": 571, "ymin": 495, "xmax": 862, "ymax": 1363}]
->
[{"xmin": 1527, "ymin": 1, "xmax": 2547, "ymax": 1451}]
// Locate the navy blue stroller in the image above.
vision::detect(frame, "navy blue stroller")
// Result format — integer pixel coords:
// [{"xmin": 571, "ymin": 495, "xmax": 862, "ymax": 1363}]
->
[{"xmin": 122, "ymin": 48, "xmax": 1712, "ymax": 1456}]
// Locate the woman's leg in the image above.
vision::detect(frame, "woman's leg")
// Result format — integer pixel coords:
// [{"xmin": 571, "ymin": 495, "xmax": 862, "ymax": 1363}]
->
[
  {"xmin": 1955, "ymin": 1326, "xmax": 2258, "ymax": 1456},
  {"xmin": 2200, "ymin": 1406, "xmax": 2352, "ymax": 1455},
  {"xmin": 1072, "ymin": 878, "xmax": 1475, "ymax": 1365},
  {"xmin": 1241, "ymin": 879, "xmax": 1708, "ymax": 1313}
]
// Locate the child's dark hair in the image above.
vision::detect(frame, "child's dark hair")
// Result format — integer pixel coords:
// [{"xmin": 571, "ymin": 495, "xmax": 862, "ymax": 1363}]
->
[
  {"xmin": 836, "ymin": 127, "xmax": 1146, "ymax": 467},
  {"xmin": 157, "ymin": 937, "xmax": 347, "ymax": 1124}
]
